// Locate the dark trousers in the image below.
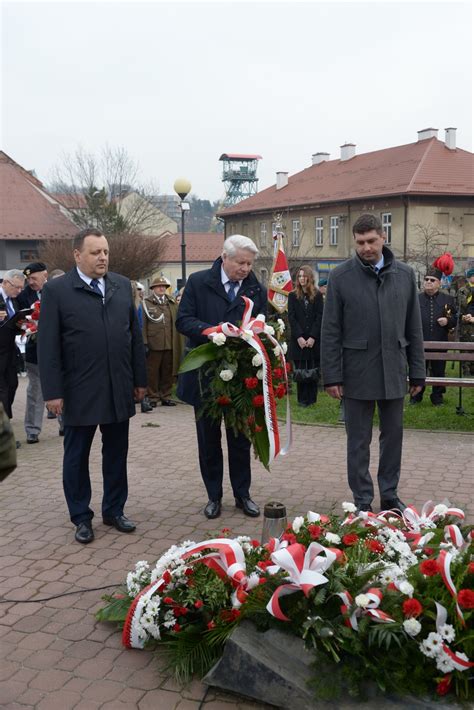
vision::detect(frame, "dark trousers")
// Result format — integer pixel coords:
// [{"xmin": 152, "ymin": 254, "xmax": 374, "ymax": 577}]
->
[
  {"xmin": 195, "ymin": 411, "xmax": 251, "ymax": 501},
  {"xmin": 293, "ymin": 359, "xmax": 318, "ymax": 405},
  {"xmin": 146, "ymin": 349, "xmax": 173, "ymax": 402},
  {"xmin": 344, "ymin": 397, "xmax": 404, "ymax": 507},
  {"xmin": 63, "ymin": 420, "xmax": 130, "ymax": 525},
  {"xmin": 0, "ymin": 353, "xmax": 18, "ymax": 419},
  {"xmin": 411, "ymin": 359, "xmax": 446, "ymax": 403}
]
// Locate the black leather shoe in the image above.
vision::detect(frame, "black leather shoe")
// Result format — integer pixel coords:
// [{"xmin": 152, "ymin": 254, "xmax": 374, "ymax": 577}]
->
[
  {"xmin": 59, "ymin": 429, "xmax": 65, "ymax": 436},
  {"xmin": 141, "ymin": 399, "xmax": 153, "ymax": 413},
  {"xmin": 27, "ymin": 434, "xmax": 39, "ymax": 444},
  {"xmin": 204, "ymin": 500, "xmax": 221, "ymax": 519},
  {"xmin": 161, "ymin": 399, "xmax": 177, "ymax": 407},
  {"xmin": 75, "ymin": 521, "xmax": 94, "ymax": 544},
  {"xmin": 235, "ymin": 497, "xmax": 260, "ymax": 517},
  {"xmin": 149, "ymin": 401, "xmax": 158, "ymax": 408},
  {"xmin": 47, "ymin": 410, "xmax": 57, "ymax": 419},
  {"xmin": 16, "ymin": 440, "xmax": 21, "ymax": 449},
  {"xmin": 102, "ymin": 515, "xmax": 136, "ymax": 532},
  {"xmin": 380, "ymin": 498, "xmax": 406, "ymax": 513}
]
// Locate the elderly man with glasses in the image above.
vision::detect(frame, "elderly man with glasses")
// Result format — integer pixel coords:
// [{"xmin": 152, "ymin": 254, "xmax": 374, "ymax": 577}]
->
[
  {"xmin": 0, "ymin": 269, "xmax": 26, "ymax": 432},
  {"xmin": 409, "ymin": 265, "xmax": 457, "ymax": 407}
]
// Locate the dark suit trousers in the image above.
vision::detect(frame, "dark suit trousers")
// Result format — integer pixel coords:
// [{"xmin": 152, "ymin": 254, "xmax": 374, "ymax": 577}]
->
[
  {"xmin": 0, "ymin": 352, "xmax": 18, "ymax": 419},
  {"xmin": 344, "ymin": 397, "xmax": 404, "ymax": 506},
  {"xmin": 63, "ymin": 420, "xmax": 130, "ymax": 525},
  {"xmin": 195, "ymin": 411, "xmax": 251, "ymax": 501},
  {"xmin": 411, "ymin": 359, "xmax": 446, "ymax": 402}
]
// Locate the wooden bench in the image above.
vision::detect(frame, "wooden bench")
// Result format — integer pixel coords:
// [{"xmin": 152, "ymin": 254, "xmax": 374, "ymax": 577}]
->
[{"xmin": 422, "ymin": 341, "xmax": 474, "ymax": 388}]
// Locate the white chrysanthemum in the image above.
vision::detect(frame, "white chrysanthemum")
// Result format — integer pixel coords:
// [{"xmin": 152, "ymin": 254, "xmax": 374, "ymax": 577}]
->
[
  {"xmin": 256, "ymin": 368, "xmax": 264, "ymax": 380},
  {"xmin": 264, "ymin": 324, "xmax": 275, "ymax": 336},
  {"xmin": 433, "ymin": 504, "xmax": 448, "ymax": 516},
  {"xmin": 342, "ymin": 502, "xmax": 357, "ymax": 513},
  {"xmin": 281, "ymin": 342, "xmax": 288, "ymax": 354},
  {"xmin": 277, "ymin": 318, "xmax": 285, "ymax": 332},
  {"xmin": 355, "ymin": 594, "xmax": 370, "ymax": 608},
  {"xmin": 420, "ymin": 632, "xmax": 443, "ymax": 659},
  {"xmin": 146, "ymin": 600, "xmax": 160, "ymax": 617},
  {"xmin": 325, "ymin": 532, "xmax": 341, "ymax": 545},
  {"xmin": 436, "ymin": 653, "xmax": 455, "ymax": 673},
  {"xmin": 292, "ymin": 516, "xmax": 305, "ymax": 533},
  {"xmin": 211, "ymin": 332, "xmax": 227, "ymax": 346},
  {"xmin": 146, "ymin": 623, "xmax": 161, "ymax": 640},
  {"xmin": 398, "ymin": 581, "xmax": 414, "ymax": 597},
  {"xmin": 247, "ymin": 572, "xmax": 260, "ymax": 589},
  {"xmin": 439, "ymin": 624, "xmax": 455, "ymax": 643},
  {"xmin": 252, "ymin": 354, "xmax": 263, "ymax": 367},
  {"xmin": 403, "ymin": 618, "xmax": 421, "ymax": 636},
  {"xmin": 307, "ymin": 511, "xmax": 321, "ymax": 523},
  {"xmin": 219, "ymin": 369, "xmax": 234, "ymax": 381}
]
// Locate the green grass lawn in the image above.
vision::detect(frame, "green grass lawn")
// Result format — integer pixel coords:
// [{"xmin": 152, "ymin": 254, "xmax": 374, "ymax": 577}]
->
[{"xmin": 276, "ymin": 385, "xmax": 474, "ymax": 432}]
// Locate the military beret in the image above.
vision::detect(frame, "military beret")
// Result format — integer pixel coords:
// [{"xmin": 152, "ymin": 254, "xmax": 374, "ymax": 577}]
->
[
  {"xmin": 466, "ymin": 267, "xmax": 474, "ymax": 279},
  {"xmin": 318, "ymin": 277, "xmax": 328, "ymax": 287},
  {"xmin": 23, "ymin": 262, "xmax": 47, "ymax": 277}
]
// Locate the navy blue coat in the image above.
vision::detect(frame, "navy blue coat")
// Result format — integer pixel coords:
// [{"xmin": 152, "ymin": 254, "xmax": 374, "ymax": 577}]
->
[
  {"xmin": 38, "ymin": 268, "xmax": 147, "ymax": 426},
  {"xmin": 175, "ymin": 258, "xmax": 267, "ymax": 406}
]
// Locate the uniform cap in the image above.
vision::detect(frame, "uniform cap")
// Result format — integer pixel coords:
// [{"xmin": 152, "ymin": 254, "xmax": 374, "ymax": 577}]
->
[
  {"xmin": 23, "ymin": 262, "xmax": 47, "ymax": 277},
  {"xmin": 150, "ymin": 276, "xmax": 170, "ymax": 288}
]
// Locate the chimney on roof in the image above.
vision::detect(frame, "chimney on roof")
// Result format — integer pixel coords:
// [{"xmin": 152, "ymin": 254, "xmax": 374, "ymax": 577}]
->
[
  {"xmin": 276, "ymin": 172, "xmax": 288, "ymax": 190},
  {"xmin": 445, "ymin": 127, "xmax": 457, "ymax": 150},
  {"xmin": 312, "ymin": 152, "xmax": 330, "ymax": 166},
  {"xmin": 340, "ymin": 143, "xmax": 356, "ymax": 161},
  {"xmin": 417, "ymin": 127, "xmax": 438, "ymax": 141}
]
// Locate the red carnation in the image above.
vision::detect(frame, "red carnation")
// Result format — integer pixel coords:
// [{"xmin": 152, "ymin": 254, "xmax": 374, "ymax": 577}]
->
[
  {"xmin": 457, "ymin": 589, "xmax": 474, "ymax": 609},
  {"xmin": 244, "ymin": 377, "xmax": 258, "ymax": 390},
  {"xmin": 423, "ymin": 547, "xmax": 435, "ymax": 556},
  {"xmin": 320, "ymin": 514, "xmax": 330, "ymax": 524},
  {"xmin": 308, "ymin": 524, "xmax": 322, "ymax": 540},
  {"xmin": 217, "ymin": 395, "xmax": 231, "ymax": 406},
  {"xmin": 221, "ymin": 609, "xmax": 241, "ymax": 623},
  {"xmin": 252, "ymin": 394, "xmax": 264, "ymax": 408},
  {"xmin": 285, "ymin": 362, "xmax": 292, "ymax": 372},
  {"xmin": 162, "ymin": 570, "xmax": 171, "ymax": 584},
  {"xmin": 184, "ymin": 567, "xmax": 193, "ymax": 577},
  {"xmin": 436, "ymin": 676, "xmax": 452, "ymax": 697},
  {"xmin": 258, "ymin": 577, "xmax": 267, "ymax": 585},
  {"xmin": 275, "ymin": 383, "xmax": 286, "ymax": 399},
  {"xmin": 273, "ymin": 367, "xmax": 283, "ymax": 379},
  {"xmin": 402, "ymin": 598, "xmax": 423, "ymax": 618},
  {"xmin": 251, "ymin": 539, "xmax": 260, "ymax": 548},
  {"xmin": 173, "ymin": 623, "xmax": 181, "ymax": 633},
  {"xmin": 342, "ymin": 533, "xmax": 359, "ymax": 547},
  {"xmin": 194, "ymin": 600, "xmax": 204, "ymax": 609},
  {"xmin": 207, "ymin": 620, "xmax": 216, "ymax": 630},
  {"xmin": 365, "ymin": 539, "xmax": 385, "ymax": 554},
  {"xmin": 254, "ymin": 424, "xmax": 263, "ymax": 433},
  {"xmin": 221, "ymin": 527, "xmax": 231, "ymax": 534},
  {"xmin": 163, "ymin": 596, "xmax": 174, "ymax": 604},
  {"xmin": 419, "ymin": 559, "xmax": 439, "ymax": 577},
  {"xmin": 468, "ymin": 562, "xmax": 474, "ymax": 574},
  {"xmin": 257, "ymin": 560, "xmax": 273, "ymax": 570},
  {"xmin": 282, "ymin": 532, "xmax": 297, "ymax": 544}
]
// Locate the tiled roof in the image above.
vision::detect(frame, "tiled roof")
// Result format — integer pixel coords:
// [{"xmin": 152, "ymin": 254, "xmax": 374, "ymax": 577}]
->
[
  {"xmin": 161, "ymin": 232, "xmax": 223, "ymax": 263},
  {"xmin": 219, "ymin": 138, "xmax": 474, "ymax": 216},
  {"xmin": 53, "ymin": 193, "xmax": 88, "ymax": 209},
  {"xmin": 0, "ymin": 152, "xmax": 78, "ymax": 239}
]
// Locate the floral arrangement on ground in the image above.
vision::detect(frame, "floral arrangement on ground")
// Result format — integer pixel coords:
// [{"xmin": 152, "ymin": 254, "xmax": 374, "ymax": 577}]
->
[
  {"xmin": 178, "ymin": 300, "xmax": 290, "ymax": 468},
  {"xmin": 97, "ymin": 500, "xmax": 473, "ymax": 702}
]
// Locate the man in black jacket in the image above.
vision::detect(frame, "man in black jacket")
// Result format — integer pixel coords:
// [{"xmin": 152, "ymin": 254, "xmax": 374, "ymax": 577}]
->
[
  {"xmin": 410, "ymin": 266, "xmax": 457, "ymax": 406},
  {"xmin": 176, "ymin": 235, "xmax": 266, "ymax": 520},
  {"xmin": 38, "ymin": 229, "xmax": 147, "ymax": 544},
  {"xmin": 0, "ymin": 269, "xmax": 26, "ymax": 425}
]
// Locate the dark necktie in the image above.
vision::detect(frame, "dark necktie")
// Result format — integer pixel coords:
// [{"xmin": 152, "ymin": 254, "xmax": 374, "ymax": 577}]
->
[
  {"xmin": 5, "ymin": 298, "xmax": 15, "ymax": 318},
  {"xmin": 90, "ymin": 279, "xmax": 102, "ymax": 296},
  {"xmin": 227, "ymin": 281, "xmax": 239, "ymax": 302}
]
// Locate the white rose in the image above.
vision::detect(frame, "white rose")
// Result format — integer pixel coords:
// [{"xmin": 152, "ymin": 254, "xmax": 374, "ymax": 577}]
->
[
  {"xmin": 264, "ymin": 324, "xmax": 275, "ymax": 336},
  {"xmin": 281, "ymin": 342, "xmax": 288, "ymax": 354},
  {"xmin": 433, "ymin": 504, "xmax": 448, "ymax": 516},
  {"xmin": 219, "ymin": 369, "xmax": 234, "ymax": 381},
  {"xmin": 307, "ymin": 511, "xmax": 321, "ymax": 523},
  {"xmin": 256, "ymin": 313, "xmax": 266, "ymax": 322},
  {"xmin": 277, "ymin": 318, "xmax": 285, "ymax": 333},
  {"xmin": 342, "ymin": 502, "xmax": 357, "ymax": 513},
  {"xmin": 398, "ymin": 581, "xmax": 414, "ymax": 597},
  {"xmin": 273, "ymin": 345, "xmax": 282, "ymax": 357},
  {"xmin": 256, "ymin": 369, "xmax": 264, "ymax": 380},
  {"xmin": 211, "ymin": 332, "xmax": 227, "ymax": 346},
  {"xmin": 325, "ymin": 532, "xmax": 341, "ymax": 545},
  {"xmin": 403, "ymin": 618, "xmax": 421, "ymax": 636},
  {"xmin": 355, "ymin": 594, "xmax": 370, "ymax": 608},
  {"xmin": 292, "ymin": 516, "xmax": 305, "ymax": 534},
  {"xmin": 252, "ymin": 354, "xmax": 263, "ymax": 367}
]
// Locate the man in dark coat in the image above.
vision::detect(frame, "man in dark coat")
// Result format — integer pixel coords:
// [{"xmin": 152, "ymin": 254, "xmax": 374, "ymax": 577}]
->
[
  {"xmin": 38, "ymin": 228, "xmax": 147, "ymax": 544},
  {"xmin": 176, "ymin": 235, "xmax": 266, "ymax": 520},
  {"xmin": 321, "ymin": 214, "xmax": 425, "ymax": 514},
  {"xmin": 410, "ymin": 266, "xmax": 456, "ymax": 406},
  {"xmin": 0, "ymin": 269, "xmax": 26, "ymax": 425}
]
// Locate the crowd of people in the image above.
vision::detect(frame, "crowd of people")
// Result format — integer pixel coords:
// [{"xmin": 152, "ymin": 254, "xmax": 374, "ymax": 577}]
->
[{"xmin": 0, "ymin": 218, "xmax": 473, "ymax": 542}]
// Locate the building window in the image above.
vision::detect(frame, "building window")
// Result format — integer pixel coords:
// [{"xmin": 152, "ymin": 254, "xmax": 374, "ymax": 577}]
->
[
  {"xmin": 260, "ymin": 222, "xmax": 267, "ymax": 247},
  {"xmin": 330, "ymin": 216, "xmax": 339, "ymax": 246},
  {"xmin": 382, "ymin": 212, "xmax": 392, "ymax": 245},
  {"xmin": 292, "ymin": 219, "xmax": 300, "ymax": 247},
  {"xmin": 315, "ymin": 217, "xmax": 323, "ymax": 246},
  {"xmin": 20, "ymin": 249, "xmax": 39, "ymax": 262}
]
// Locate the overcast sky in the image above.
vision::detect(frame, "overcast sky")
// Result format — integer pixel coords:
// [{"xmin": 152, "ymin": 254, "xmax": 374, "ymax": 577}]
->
[{"xmin": 1, "ymin": 0, "xmax": 472, "ymax": 202}]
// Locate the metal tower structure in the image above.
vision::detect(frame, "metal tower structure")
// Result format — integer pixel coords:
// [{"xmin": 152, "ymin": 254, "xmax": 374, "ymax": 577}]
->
[{"xmin": 219, "ymin": 153, "xmax": 262, "ymax": 208}]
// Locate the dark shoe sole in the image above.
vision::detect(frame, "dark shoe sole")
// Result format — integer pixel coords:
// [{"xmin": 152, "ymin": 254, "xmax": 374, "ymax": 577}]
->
[{"xmin": 27, "ymin": 438, "xmax": 39, "ymax": 444}]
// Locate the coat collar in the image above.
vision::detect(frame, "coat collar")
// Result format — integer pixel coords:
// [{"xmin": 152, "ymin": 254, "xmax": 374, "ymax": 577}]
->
[
  {"xmin": 69, "ymin": 268, "xmax": 119, "ymax": 303},
  {"xmin": 204, "ymin": 257, "xmax": 261, "ymax": 303},
  {"xmin": 353, "ymin": 245, "xmax": 396, "ymax": 276}
]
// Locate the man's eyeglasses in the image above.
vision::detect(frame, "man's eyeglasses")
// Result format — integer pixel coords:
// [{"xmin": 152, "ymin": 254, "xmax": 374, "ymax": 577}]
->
[
  {"xmin": 424, "ymin": 277, "xmax": 438, "ymax": 283},
  {"xmin": 3, "ymin": 280, "xmax": 23, "ymax": 290}
]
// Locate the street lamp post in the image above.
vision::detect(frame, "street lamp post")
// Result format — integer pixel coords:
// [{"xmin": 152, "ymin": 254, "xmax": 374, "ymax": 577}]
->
[{"xmin": 173, "ymin": 178, "xmax": 192, "ymax": 288}]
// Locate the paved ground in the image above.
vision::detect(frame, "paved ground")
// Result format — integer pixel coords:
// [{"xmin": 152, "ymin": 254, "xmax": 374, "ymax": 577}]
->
[{"xmin": 1, "ymin": 379, "xmax": 472, "ymax": 709}]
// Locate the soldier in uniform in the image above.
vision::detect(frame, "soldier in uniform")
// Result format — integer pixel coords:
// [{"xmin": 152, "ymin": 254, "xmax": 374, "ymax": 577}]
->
[
  {"xmin": 410, "ymin": 262, "xmax": 457, "ymax": 406},
  {"xmin": 457, "ymin": 267, "xmax": 474, "ymax": 376},
  {"xmin": 142, "ymin": 276, "xmax": 181, "ymax": 407}
]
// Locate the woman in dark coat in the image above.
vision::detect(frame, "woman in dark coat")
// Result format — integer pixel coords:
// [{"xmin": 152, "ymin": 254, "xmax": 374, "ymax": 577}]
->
[{"xmin": 288, "ymin": 265, "xmax": 324, "ymax": 407}]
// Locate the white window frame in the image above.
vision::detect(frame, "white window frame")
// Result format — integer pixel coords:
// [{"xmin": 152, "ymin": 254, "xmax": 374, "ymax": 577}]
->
[
  {"xmin": 382, "ymin": 212, "xmax": 392, "ymax": 245},
  {"xmin": 292, "ymin": 219, "xmax": 300, "ymax": 247},
  {"xmin": 330, "ymin": 216, "xmax": 339, "ymax": 246},
  {"xmin": 315, "ymin": 217, "xmax": 323, "ymax": 246},
  {"xmin": 260, "ymin": 222, "xmax": 267, "ymax": 247}
]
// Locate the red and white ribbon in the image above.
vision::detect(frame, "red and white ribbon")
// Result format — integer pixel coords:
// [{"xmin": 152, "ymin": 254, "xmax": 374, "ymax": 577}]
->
[
  {"xmin": 337, "ymin": 587, "xmax": 395, "ymax": 630},
  {"xmin": 434, "ymin": 602, "xmax": 474, "ymax": 671},
  {"xmin": 266, "ymin": 542, "xmax": 336, "ymax": 621},
  {"xmin": 202, "ymin": 296, "xmax": 291, "ymax": 466},
  {"xmin": 402, "ymin": 501, "xmax": 464, "ymax": 533},
  {"xmin": 437, "ymin": 550, "xmax": 465, "ymax": 625},
  {"xmin": 123, "ymin": 577, "xmax": 166, "ymax": 649}
]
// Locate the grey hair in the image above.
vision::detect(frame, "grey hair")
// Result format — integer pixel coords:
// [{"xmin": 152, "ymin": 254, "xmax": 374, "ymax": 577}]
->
[
  {"xmin": 3, "ymin": 269, "xmax": 25, "ymax": 282},
  {"xmin": 222, "ymin": 234, "xmax": 259, "ymax": 258}
]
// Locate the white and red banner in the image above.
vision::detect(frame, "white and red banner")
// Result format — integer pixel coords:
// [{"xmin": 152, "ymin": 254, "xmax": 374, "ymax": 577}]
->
[{"xmin": 268, "ymin": 233, "xmax": 293, "ymax": 314}]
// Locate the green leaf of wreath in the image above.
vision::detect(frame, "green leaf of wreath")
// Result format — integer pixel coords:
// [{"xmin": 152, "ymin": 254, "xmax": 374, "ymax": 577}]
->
[{"xmin": 178, "ymin": 343, "xmax": 217, "ymax": 373}]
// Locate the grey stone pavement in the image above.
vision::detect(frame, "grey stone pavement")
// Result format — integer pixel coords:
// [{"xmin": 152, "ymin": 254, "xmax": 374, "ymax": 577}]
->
[{"xmin": 1, "ymin": 378, "xmax": 472, "ymax": 710}]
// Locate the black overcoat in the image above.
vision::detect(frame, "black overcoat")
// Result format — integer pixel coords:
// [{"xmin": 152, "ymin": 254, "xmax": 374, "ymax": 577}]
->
[
  {"xmin": 38, "ymin": 268, "xmax": 147, "ymax": 426},
  {"xmin": 418, "ymin": 292, "xmax": 457, "ymax": 342},
  {"xmin": 287, "ymin": 290, "xmax": 324, "ymax": 363},
  {"xmin": 175, "ymin": 258, "xmax": 267, "ymax": 407}
]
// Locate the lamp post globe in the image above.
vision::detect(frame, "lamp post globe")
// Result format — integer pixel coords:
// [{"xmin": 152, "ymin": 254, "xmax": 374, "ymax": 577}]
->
[{"xmin": 174, "ymin": 178, "xmax": 191, "ymax": 288}]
